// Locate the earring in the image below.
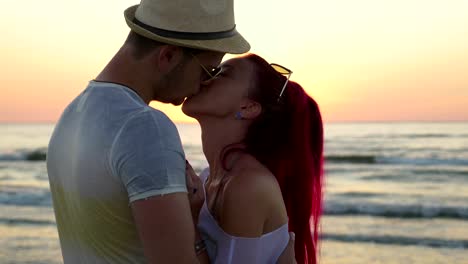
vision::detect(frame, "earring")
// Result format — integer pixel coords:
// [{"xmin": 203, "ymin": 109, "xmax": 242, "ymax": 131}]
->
[{"xmin": 235, "ymin": 111, "xmax": 243, "ymax": 120}]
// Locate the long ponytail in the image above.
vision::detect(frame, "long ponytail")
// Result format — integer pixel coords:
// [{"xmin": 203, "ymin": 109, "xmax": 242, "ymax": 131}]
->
[
  {"xmin": 242, "ymin": 54, "xmax": 324, "ymax": 263},
  {"xmin": 281, "ymin": 82, "xmax": 323, "ymax": 263}
]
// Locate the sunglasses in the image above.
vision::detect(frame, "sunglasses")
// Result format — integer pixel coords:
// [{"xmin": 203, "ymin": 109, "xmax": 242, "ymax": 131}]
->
[
  {"xmin": 270, "ymin": 63, "xmax": 293, "ymax": 101},
  {"xmin": 191, "ymin": 53, "xmax": 222, "ymax": 82}
]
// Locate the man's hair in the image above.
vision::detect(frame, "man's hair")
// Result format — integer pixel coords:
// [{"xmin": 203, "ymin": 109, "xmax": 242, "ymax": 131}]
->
[
  {"xmin": 125, "ymin": 31, "xmax": 205, "ymax": 60},
  {"xmin": 125, "ymin": 31, "xmax": 163, "ymax": 59}
]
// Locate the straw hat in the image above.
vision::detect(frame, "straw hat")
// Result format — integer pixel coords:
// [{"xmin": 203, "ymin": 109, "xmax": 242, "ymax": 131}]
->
[{"xmin": 124, "ymin": 0, "xmax": 250, "ymax": 54}]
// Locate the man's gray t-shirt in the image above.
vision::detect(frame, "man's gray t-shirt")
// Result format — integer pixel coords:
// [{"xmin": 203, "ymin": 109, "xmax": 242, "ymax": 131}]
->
[{"xmin": 47, "ymin": 81, "xmax": 187, "ymax": 263}]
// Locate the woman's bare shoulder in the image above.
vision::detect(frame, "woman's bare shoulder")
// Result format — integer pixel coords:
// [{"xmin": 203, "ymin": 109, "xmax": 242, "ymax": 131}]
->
[
  {"xmin": 219, "ymin": 155, "xmax": 287, "ymax": 237},
  {"xmin": 227, "ymin": 155, "xmax": 280, "ymax": 197}
]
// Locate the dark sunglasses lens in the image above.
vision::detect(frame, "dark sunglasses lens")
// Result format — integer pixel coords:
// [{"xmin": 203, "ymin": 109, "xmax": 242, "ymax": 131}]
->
[
  {"xmin": 211, "ymin": 67, "xmax": 221, "ymax": 76},
  {"xmin": 201, "ymin": 67, "xmax": 221, "ymax": 82}
]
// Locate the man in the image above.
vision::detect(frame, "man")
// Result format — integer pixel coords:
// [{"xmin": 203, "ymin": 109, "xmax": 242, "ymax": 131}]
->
[
  {"xmin": 47, "ymin": 0, "xmax": 298, "ymax": 262},
  {"xmin": 47, "ymin": 0, "xmax": 249, "ymax": 263}
]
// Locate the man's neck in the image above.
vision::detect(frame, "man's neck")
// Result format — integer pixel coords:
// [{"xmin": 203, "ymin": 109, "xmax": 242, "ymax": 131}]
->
[{"xmin": 95, "ymin": 47, "xmax": 154, "ymax": 105}]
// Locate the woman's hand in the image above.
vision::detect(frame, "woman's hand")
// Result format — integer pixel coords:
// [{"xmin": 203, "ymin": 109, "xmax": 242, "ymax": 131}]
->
[{"xmin": 186, "ymin": 160, "xmax": 205, "ymax": 223}]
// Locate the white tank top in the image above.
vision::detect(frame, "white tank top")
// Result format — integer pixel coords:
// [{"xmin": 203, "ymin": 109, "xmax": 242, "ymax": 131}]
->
[{"xmin": 197, "ymin": 169, "xmax": 289, "ymax": 263}]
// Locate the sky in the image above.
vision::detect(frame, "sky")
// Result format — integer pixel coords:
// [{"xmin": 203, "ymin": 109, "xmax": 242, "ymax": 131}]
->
[{"xmin": 1, "ymin": 0, "xmax": 467, "ymax": 123}]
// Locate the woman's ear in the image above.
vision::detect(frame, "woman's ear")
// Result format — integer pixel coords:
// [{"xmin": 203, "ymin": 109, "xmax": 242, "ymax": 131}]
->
[
  {"xmin": 154, "ymin": 45, "xmax": 185, "ymax": 74},
  {"xmin": 239, "ymin": 100, "xmax": 262, "ymax": 120}
]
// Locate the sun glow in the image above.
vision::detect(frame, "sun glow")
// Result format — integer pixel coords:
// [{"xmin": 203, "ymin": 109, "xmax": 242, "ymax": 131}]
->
[{"xmin": 1, "ymin": 0, "xmax": 467, "ymax": 122}]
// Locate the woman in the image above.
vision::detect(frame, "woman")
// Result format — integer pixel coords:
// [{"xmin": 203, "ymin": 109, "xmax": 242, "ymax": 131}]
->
[{"xmin": 182, "ymin": 54, "xmax": 324, "ymax": 264}]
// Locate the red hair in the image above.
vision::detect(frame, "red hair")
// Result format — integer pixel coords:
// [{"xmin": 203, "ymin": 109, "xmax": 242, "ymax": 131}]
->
[{"xmin": 241, "ymin": 54, "xmax": 324, "ymax": 263}]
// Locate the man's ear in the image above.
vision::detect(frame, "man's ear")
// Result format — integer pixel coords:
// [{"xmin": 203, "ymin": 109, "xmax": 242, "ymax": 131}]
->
[
  {"xmin": 239, "ymin": 100, "xmax": 262, "ymax": 120},
  {"xmin": 154, "ymin": 45, "xmax": 185, "ymax": 74}
]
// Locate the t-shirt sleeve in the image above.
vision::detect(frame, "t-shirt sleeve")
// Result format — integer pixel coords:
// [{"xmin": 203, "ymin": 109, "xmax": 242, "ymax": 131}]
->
[{"xmin": 109, "ymin": 109, "xmax": 187, "ymax": 203}]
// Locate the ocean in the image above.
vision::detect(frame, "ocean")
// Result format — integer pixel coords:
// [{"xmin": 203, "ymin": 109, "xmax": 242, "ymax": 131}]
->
[{"xmin": 0, "ymin": 122, "xmax": 467, "ymax": 263}]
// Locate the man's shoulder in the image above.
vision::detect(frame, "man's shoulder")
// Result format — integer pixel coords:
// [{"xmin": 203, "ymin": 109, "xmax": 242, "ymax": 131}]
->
[
  {"xmin": 111, "ymin": 107, "xmax": 182, "ymax": 154},
  {"xmin": 126, "ymin": 108, "xmax": 177, "ymax": 134}
]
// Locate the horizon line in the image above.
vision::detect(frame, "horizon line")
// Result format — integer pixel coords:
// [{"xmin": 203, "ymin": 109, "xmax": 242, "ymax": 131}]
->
[{"xmin": 0, "ymin": 120, "xmax": 467, "ymax": 125}]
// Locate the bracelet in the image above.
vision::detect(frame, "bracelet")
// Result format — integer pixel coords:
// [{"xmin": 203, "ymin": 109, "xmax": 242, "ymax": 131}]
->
[{"xmin": 195, "ymin": 239, "xmax": 207, "ymax": 255}]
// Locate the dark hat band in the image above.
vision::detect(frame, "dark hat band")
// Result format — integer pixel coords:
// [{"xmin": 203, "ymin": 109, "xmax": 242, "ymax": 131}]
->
[{"xmin": 133, "ymin": 18, "xmax": 238, "ymax": 40}]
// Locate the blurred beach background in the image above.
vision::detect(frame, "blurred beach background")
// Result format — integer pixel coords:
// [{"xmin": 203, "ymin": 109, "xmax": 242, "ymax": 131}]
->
[{"xmin": 1, "ymin": 0, "xmax": 468, "ymax": 263}]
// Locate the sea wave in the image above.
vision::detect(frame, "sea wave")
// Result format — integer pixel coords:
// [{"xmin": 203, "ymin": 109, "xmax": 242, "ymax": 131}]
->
[
  {"xmin": 362, "ymin": 169, "xmax": 468, "ymax": 182},
  {"xmin": 393, "ymin": 133, "xmax": 468, "ymax": 139},
  {"xmin": 0, "ymin": 217, "xmax": 55, "ymax": 226},
  {"xmin": 325, "ymin": 202, "xmax": 468, "ymax": 220},
  {"xmin": 3, "ymin": 215, "xmax": 465, "ymax": 250},
  {"xmin": 346, "ymin": 133, "xmax": 468, "ymax": 139},
  {"xmin": 0, "ymin": 149, "xmax": 47, "ymax": 161},
  {"xmin": 4, "ymin": 185, "xmax": 467, "ymax": 221},
  {"xmin": 326, "ymin": 155, "xmax": 377, "ymax": 164},
  {"xmin": 379, "ymin": 157, "xmax": 468, "ymax": 166},
  {"xmin": 2, "ymin": 147, "xmax": 468, "ymax": 167},
  {"xmin": 325, "ymin": 155, "xmax": 468, "ymax": 166},
  {"xmin": 322, "ymin": 233, "xmax": 467, "ymax": 249},
  {"xmin": 0, "ymin": 185, "xmax": 52, "ymax": 207}
]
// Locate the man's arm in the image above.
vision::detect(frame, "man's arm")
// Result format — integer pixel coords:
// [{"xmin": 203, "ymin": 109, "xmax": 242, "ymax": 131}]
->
[
  {"xmin": 131, "ymin": 193, "xmax": 208, "ymax": 264},
  {"xmin": 110, "ymin": 112, "xmax": 210, "ymax": 263}
]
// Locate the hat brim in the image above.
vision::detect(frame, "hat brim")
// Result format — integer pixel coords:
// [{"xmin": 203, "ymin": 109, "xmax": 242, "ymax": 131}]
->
[{"xmin": 124, "ymin": 5, "xmax": 250, "ymax": 54}]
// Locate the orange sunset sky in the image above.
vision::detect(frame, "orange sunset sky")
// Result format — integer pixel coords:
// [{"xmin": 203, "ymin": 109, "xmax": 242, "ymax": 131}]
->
[{"xmin": 1, "ymin": 0, "xmax": 467, "ymax": 123}]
